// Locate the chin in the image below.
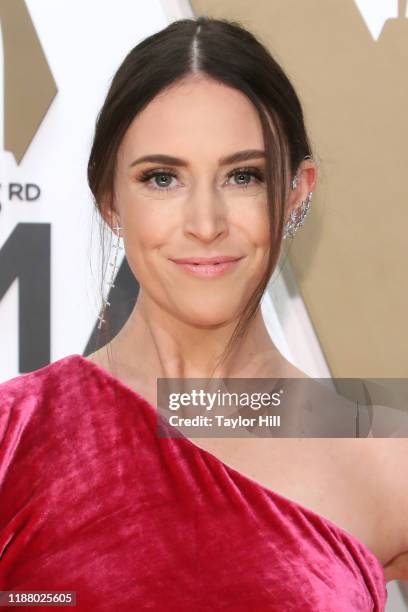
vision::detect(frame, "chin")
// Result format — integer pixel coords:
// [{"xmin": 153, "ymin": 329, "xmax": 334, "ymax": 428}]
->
[{"xmin": 175, "ymin": 302, "xmax": 241, "ymax": 329}]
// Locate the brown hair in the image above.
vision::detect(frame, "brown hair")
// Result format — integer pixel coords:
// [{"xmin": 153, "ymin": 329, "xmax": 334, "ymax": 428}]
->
[{"xmin": 87, "ymin": 16, "xmax": 314, "ymax": 375}]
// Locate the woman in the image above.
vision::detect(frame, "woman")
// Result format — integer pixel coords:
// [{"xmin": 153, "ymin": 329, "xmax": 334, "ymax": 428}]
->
[{"xmin": 0, "ymin": 16, "xmax": 406, "ymax": 611}]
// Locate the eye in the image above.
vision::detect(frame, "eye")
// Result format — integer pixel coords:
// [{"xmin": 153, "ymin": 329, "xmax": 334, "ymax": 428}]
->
[
  {"xmin": 137, "ymin": 168, "xmax": 179, "ymax": 192},
  {"xmin": 225, "ymin": 166, "xmax": 264, "ymax": 189},
  {"xmin": 136, "ymin": 165, "xmax": 265, "ymax": 193}
]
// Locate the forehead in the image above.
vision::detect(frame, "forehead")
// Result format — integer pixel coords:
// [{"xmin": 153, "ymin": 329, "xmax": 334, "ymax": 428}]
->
[{"xmin": 118, "ymin": 75, "xmax": 264, "ymax": 162}]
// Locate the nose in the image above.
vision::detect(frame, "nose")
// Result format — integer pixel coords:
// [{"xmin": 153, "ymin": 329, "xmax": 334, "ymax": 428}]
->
[{"xmin": 182, "ymin": 181, "xmax": 229, "ymax": 244}]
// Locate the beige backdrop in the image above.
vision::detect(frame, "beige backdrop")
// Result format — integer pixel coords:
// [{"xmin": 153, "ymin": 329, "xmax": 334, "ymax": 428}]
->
[
  {"xmin": 191, "ymin": 0, "xmax": 408, "ymax": 378},
  {"xmin": 0, "ymin": 0, "xmax": 57, "ymax": 164}
]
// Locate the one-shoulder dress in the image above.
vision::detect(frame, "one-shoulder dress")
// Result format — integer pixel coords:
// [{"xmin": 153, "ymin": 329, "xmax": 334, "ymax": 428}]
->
[{"xmin": 0, "ymin": 354, "xmax": 388, "ymax": 611}]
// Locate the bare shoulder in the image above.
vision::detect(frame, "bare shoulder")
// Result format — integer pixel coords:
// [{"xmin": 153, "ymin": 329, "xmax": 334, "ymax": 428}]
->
[
  {"xmin": 277, "ymin": 357, "xmax": 408, "ymax": 572},
  {"xmin": 357, "ymin": 438, "xmax": 408, "ymax": 580},
  {"xmin": 282, "ymin": 432, "xmax": 408, "ymax": 578},
  {"xmin": 84, "ymin": 348, "xmax": 112, "ymax": 372},
  {"xmin": 84, "ymin": 348, "xmax": 105, "ymax": 366}
]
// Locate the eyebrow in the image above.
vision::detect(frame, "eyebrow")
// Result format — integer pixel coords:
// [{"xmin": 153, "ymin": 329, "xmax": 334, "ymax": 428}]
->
[{"xmin": 129, "ymin": 149, "xmax": 266, "ymax": 168}]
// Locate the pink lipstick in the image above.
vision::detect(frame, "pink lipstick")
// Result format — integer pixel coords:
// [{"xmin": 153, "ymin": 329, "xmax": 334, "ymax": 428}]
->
[{"xmin": 169, "ymin": 255, "xmax": 245, "ymax": 278}]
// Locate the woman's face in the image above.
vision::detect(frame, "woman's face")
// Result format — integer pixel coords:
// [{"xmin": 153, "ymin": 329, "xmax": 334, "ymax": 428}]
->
[{"xmin": 111, "ymin": 74, "xmax": 272, "ymax": 327}]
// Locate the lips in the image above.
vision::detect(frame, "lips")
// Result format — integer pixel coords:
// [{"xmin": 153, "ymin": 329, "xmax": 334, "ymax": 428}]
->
[
  {"xmin": 169, "ymin": 255, "xmax": 244, "ymax": 265},
  {"xmin": 169, "ymin": 256, "xmax": 244, "ymax": 279}
]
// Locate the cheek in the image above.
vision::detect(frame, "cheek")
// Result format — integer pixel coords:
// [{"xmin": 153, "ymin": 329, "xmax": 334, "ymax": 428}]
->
[
  {"xmin": 117, "ymin": 199, "xmax": 271, "ymax": 326},
  {"xmin": 246, "ymin": 215, "xmax": 270, "ymax": 247},
  {"xmin": 231, "ymin": 203, "xmax": 271, "ymax": 281},
  {"xmin": 120, "ymin": 204, "xmax": 176, "ymax": 284},
  {"xmin": 123, "ymin": 201, "xmax": 170, "ymax": 249},
  {"xmin": 120, "ymin": 194, "xmax": 270, "ymax": 283},
  {"xmin": 232, "ymin": 199, "xmax": 270, "ymax": 248}
]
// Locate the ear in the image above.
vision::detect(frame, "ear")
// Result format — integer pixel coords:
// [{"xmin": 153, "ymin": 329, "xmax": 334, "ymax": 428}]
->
[
  {"xmin": 99, "ymin": 194, "xmax": 120, "ymax": 234},
  {"xmin": 286, "ymin": 159, "xmax": 318, "ymax": 220}
]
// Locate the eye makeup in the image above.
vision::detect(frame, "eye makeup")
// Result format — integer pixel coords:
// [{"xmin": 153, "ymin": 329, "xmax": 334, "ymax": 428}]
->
[{"xmin": 136, "ymin": 165, "xmax": 265, "ymax": 193}]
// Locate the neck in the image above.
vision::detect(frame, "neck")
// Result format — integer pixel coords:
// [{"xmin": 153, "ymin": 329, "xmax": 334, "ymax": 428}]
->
[{"xmin": 106, "ymin": 290, "xmax": 281, "ymax": 382}]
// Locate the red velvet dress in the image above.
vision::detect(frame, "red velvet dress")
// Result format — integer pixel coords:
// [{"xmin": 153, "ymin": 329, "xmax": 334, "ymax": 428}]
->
[{"xmin": 0, "ymin": 354, "xmax": 388, "ymax": 611}]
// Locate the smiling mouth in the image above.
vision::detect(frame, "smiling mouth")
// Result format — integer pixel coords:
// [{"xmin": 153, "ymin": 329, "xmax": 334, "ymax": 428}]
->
[
  {"xmin": 169, "ymin": 257, "xmax": 245, "ymax": 278},
  {"xmin": 191, "ymin": 262, "xmax": 239, "ymax": 266},
  {"xmin": 169, "ymin": 256, "xmax": 244, "ymax": 265}
]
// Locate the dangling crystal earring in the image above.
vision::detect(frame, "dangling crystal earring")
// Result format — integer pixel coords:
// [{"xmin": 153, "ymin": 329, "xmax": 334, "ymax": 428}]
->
[
  {"xmin": 97, "ymin": 221, "xmax": 125, "ymax": 329},
  {"xmin": 283, "ymin": 191, "xmax": 313, "ymax": 240},
  {"xmin": 283, "ymin": 165, "xmax": 313, "ymax": 240}
]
